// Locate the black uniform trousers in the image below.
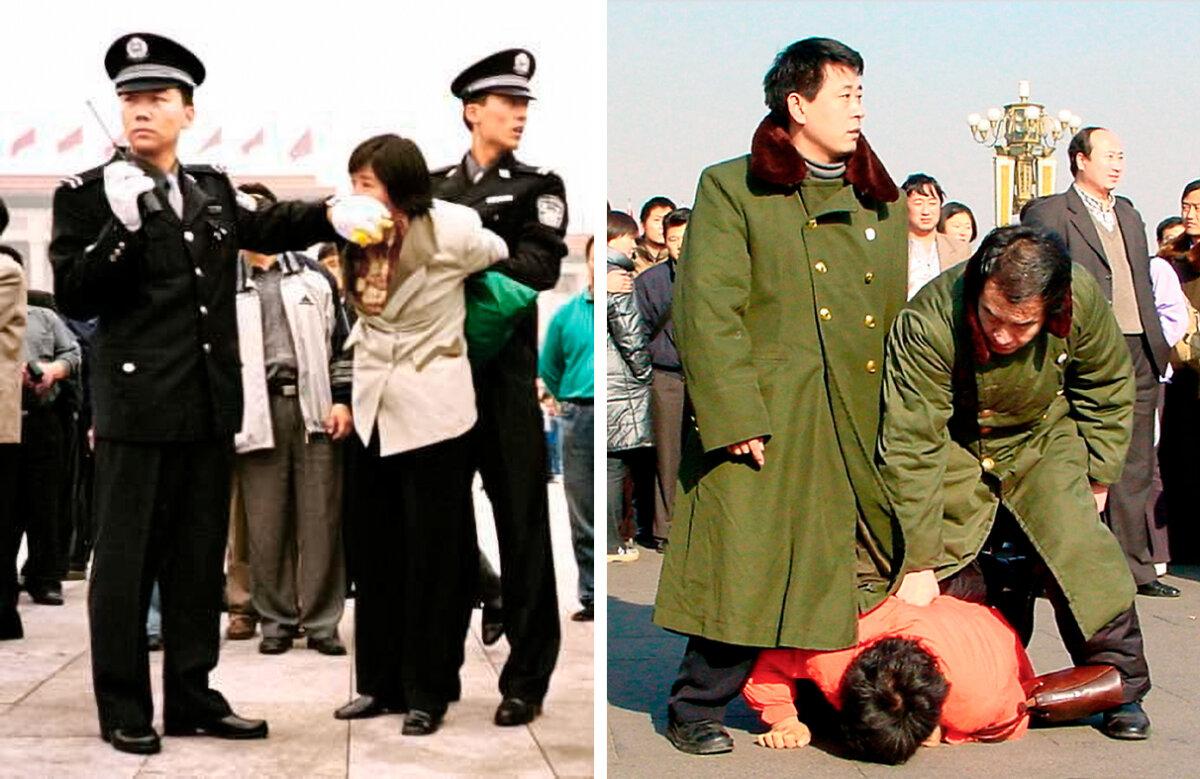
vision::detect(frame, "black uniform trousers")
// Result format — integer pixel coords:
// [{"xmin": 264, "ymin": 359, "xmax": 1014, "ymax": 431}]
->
[
  {"xmin": 0, "ymin": 444, "xmax": 21, "ymax": 631},
  {"xmin": 941, "ymin": 509, "xmax": 1151, "ymax": 703},
  {"xmin": 472, "ymin": 337, "xmax": 561, "ymax": 704},
  {"xmin": 1102, "ymin": 335, "xmax": 1159, "ymax": 586},
  {"xmin": 350, "ymin": 431, "xmax": 476, "ymax": 716},
  {"xmin": 89, "ymin": 439, "xmax": 233, "ymax": 733},
  {"xmin": 667, "ymin": 637, "xmax": 759, "ymax": 724},
  {"xmin": 16, "ymin": 407, "xmax": 64, "ymax": 590}
]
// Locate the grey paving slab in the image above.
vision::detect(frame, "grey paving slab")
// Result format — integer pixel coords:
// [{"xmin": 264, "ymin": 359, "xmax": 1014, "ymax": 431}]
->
[
  {"xmin": 608, "ymin": 551, "xmax": 1200, "ymax": 778},
  {"xmin": 0, "ymin": 480, "xmax": 593, "ymax": 776}
]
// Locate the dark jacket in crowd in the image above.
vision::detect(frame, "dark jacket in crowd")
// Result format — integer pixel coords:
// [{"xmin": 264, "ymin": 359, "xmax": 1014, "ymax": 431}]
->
[
  {"xmin": 633, "ymin": 258, "xmax": 680, "ymax": 372},
  {"xmin": 607, "ymin": 249, "xmax": 652, "ymax": 451}
]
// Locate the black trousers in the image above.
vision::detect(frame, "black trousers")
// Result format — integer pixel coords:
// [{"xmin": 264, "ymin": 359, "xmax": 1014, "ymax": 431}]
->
[
  {"xmin": 89, "ymin": 439, "xmax": 233, "ymax": 732},
  {"xmin": 0, "ymin": 444, "xmax": 20, "ymax": 617},
  {"xmin": 667, "ymin": 636, "xmax": 759, "ymax": 724},
  {"xmin": 350, "ymin": 432, "xmax": 477, "ymax": 716},
  {"xmin": 941, "ymin": 509, "xmax": 1151, "ymax": 703},
  {"xmin": 472, "ymin": 356, "xmax": 561, "ymax": 703},
  {"xmin": 16, "ymin": 407, "xmax": 64, "ymax": 590},
  {"xmin": 1102, "ymin": 335, "xmax": 1159, "ymax": 585}
]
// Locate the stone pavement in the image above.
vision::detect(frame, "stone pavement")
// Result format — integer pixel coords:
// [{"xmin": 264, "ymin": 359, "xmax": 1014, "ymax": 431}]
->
[
  {"xmin": 0, "ymin": 480, "xmax": 593, "ymax": 777},
  {"xmin": 608, "ymin": 551, "xmax": 1199, "ymax": 778}
]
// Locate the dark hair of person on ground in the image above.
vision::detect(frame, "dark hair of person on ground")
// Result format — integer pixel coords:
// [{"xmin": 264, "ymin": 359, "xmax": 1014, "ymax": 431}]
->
[
  {"xmin": 237, "ymin": 182, "xmax": 278, "ymax": 205},
  {"xmin": 964, "ymin": 225, "xmax": 1072, "ymax": 321},
  {"xmin": 763, "ymin": 37, "xmax": 864, "ymax": 125},
  {"xmin": 347, "ymin": 134, "xmax": 433, "ymax": 218},
  {"xmin": 901, "ymin": 173, "xmax": 946, "ymax": 203},
  {"xmin": 0, "ymin": 245, "xmax": 22, "ymax": 267},
  {"xmin": 839, "ymin": 637, "xmax": 949, "ymax": 765},
  {"xmin": 1066, "ymin": 126, "xmax": 1103, "ymax": 177},
  {"xmin": 608, "ymin": 210, "xmax": 639, "ymax": 242},
  {"xmin": 639, "ymin": 196, "xmax": 676, "ymax": 225},
  {"xmin": 939, "ymin": 201, "xmax": 978, "ymax": 242},
  {"xmin": 1156, "ymin": 216, "xmax": 1183, "ymax": 245},
  {"xmin": 662, "ymin": 207, "xmax": 692, "ymax": 232}
]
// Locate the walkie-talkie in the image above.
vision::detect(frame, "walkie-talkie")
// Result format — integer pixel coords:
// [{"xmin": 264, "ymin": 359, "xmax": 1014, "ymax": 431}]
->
[{"xmin": 86, "ymin": 100, "xmax": 165, "ymax": 216}]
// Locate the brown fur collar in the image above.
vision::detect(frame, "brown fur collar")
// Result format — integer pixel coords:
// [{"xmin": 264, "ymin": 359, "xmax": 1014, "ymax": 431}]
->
[
  {"xmin": 747, "ymin": 115, "xmax": 899, "ymax": 203},
  {"xmin": 1158, "ymin": 235, "xmax": 1200, "ymax": 269}
]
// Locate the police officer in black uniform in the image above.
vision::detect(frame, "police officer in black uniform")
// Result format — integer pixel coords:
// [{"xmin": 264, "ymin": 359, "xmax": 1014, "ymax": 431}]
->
[
  {"xmin": 432, "ymin": 49, "xmax": 567, "ymax": 726},
  {"xmin": 50, "ymin": 33, "xmax": 388, "ymax": 755}
]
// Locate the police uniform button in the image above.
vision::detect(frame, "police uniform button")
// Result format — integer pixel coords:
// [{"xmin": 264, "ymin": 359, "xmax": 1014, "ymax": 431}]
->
[
  {"xmin": 199, "ymin": 305, "xmax": 208, "ymax": 316},
  {"xmin": 118, "ymin": 241, "xmax": 126, "ymax": 249},
  {"xmin": 865, "ymin": 360, "xmax": 878, "ymax": 374},
  {"xmin": 183, "ymin": 230, "xmax": 194, "ymax": 242},
  {"xmin": 202, "ymin": 343, "xmax": 212, "ymax": 353},
  {"xmin": 864, "ymin": 272, "xmax": 875, "ymax": 284},
  {"xmin": 981, "ymin": 456, "xmax": 996, "ymax": 471},
  {"xmin": 818, "ymin": 307, "xmax": 831, "ymax": 321},
  {"xmin": 814, "ymin": 261, "xmax": 828, "ymax": 273},
  {"xmin": 194, "ymin": 267, "xmax": 204, "ymax": 277},
  {"xmin": 864, "ymin": 315, "xmax": 876, "ymax": 328},
  {"xmin": 121, "ymin": 362, "xmax": 136, "ymax": 374},
  {"xmin": 1056, "ymin": 389, "xmax": 1064, "ymax": 396}
]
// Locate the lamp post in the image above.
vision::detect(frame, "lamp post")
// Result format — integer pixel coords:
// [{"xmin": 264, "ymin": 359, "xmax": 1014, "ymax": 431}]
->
[{"xmin": 968, "ymin": 81, "xmax": 1081, "ymax": 226}]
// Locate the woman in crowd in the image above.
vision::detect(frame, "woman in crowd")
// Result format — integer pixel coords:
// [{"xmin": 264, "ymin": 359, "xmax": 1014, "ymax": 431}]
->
[
  {"xmin": 331, "ymin": 134, "xmax": 507, "ymax": 735},
  {"xmin": 938, "ymin": 201, "xmax": 977, "ymax": 247}
]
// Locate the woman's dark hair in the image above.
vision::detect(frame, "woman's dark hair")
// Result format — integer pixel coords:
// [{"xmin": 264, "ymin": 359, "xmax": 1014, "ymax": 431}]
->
[
  {"xmin": 964, "ymin": 224, "xmax": 1072, "ymax": 320},
  {"xmin": 639, "ymin": 196, "xmax": 676, "ymax": 224},
  {"xmin": 901, "ymin": 173, "xmax": 945, "ymax": 203},
  {"xmin": 839, "ymin": 638, "xmax": 948, "ymax": 765},
  {"xmin": 607, "ymin": 210, "xmax": 638, "ymax": 242},
  {"xmin": 1156, "ymin": 216, "xmax": 1183, "ymax": 244},
  {"xmin": 939, "ymin": 201, "xmax": 978, "ymax": 242},
  {"xmin": 662, "ymin": 207, "xmax": 692, "ymax": 232},
  {"xmin": 347, "ymin": 134, "xmax": 433, "ymax": 217},
  {"xmin": 763, "ymin": 37, "xmax": 863, "ymax": 124}
]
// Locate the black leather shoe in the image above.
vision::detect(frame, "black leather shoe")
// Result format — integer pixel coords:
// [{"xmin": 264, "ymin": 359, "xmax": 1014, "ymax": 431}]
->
[
  {"xmin": 1101, "ymin": 702, "xmax": 1151, "ymax": 740},
  {"xmin": 334, "ymin": 695, "xmax": 401, "ymax": 720},
  {"xmin": 165, "ymin": 713, "xmax": 268, "ymax": 739},
  {"xmin": 571, "ymin": 605, "xmax": 594, "ymax": 622},
  {"xmin": 494, "ymin": 697, "xmax": 541, "ymax": 726},
  {"xmin": 401, "ymin": 709, "xmax": 442, "ymax": 736},
  {"xmin": 666, "ymin": 718, "xmax": 735, "ymax": 755},
  {"xmin": 307, "ymin": 636, "xmax": 347, "ymax": 656},
  {"xmin": 103, "ymin": 727, "xmax": 161, "ymax": 754},
  {"xmin": 258, "ymin": 636, "xmax": 292, "ymax": 654},
  {"xmin": 481, "ymin": 605, "xmax": 504, "ymax": 646},
  {"xmin": 26, "ymin": 584, "xmax": 63, "ymax": 606},
  {"xmin": 1136, "ymin": 580, "xmax": 1181, "ymax": 598}
]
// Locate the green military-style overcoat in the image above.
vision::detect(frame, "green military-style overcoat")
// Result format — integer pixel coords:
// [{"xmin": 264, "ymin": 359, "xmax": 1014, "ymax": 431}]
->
[
  {"xmin": 876, "ymin": 264, "xmax": 1137, "ymax": 639},
  {"xmin": 653, "ymin": 117, "xmax": 909, "ymax": 650}
]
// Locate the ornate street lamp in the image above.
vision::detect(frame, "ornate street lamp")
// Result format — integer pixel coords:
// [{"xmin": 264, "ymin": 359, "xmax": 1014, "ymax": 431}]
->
[{"xmin": 968, "ymin": 81, "xmax": 1081, "ymax": 226}]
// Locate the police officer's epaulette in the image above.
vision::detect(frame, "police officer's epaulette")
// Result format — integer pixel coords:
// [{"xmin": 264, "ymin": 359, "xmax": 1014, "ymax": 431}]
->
[
  {"xmin": 57, "ymin": 166, "xmax": 104, "ymax": 191},
  {"xmin": 430, "ymin": 164, "xmax": 458, "ymax": 179},
  {"xmin": 510, "ymin": 161, "xmax": 558, "ymax": 178},
  {"xmin": 186, "ymin": 162, "xmax": 230, "ymax": 179}
]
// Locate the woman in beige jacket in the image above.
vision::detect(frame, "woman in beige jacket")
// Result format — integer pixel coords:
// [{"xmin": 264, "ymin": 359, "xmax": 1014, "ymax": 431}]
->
[{"xmin": 331, "ymin": 135, "xmax": 507, "ymax": 735}]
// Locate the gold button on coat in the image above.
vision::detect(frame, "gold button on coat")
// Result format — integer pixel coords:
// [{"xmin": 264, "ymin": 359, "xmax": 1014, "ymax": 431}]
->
[
  {"xmin": 864, "ymin": 272, "xmax": 874, "ymax": 283},
  {"xmin": 981, "ymin": 456, "xmax": 995, "ymax": 471},
  {"xmin": 865, "ymin": 360, "xmax": 877, "ymax": 373},
  {"xmin": 818, "ymin": 307, "xmax": 831, "ymax": 321},
  {"xmin": 864, "ymin": 315, "xmax": 876, "ymax": 328},
  {"xmin": 806, "ymin": 219, "xmax": 817, "ymax": 229},
  {"xmin": 814, "ymin": 261, "xmax": 828, "ymax": 273}
]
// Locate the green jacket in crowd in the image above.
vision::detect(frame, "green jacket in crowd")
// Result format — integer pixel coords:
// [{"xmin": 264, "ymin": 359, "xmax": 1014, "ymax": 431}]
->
[
  {"xmin": 653, "ymin": 117, "xmax": 909, "ymax": 650},
  {"xmin": 877, "ymin": 263, "xmax": 1137, "ymax": 639}
]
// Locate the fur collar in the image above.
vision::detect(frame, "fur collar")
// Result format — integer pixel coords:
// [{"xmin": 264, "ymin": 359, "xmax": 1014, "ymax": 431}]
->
[{"xmin": 747, "ymin": 115, "xmax": 899, "ymax": 203}]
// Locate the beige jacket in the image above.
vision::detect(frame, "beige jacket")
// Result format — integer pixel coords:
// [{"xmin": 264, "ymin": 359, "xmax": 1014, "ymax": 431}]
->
[
  {"xmin": 346, "ymin": 200, "xmax": 506, "ymax": 457},
  {"xmin": 936, "ymin": 231, "xmax": 972, "ymax": 271},
  {"xmin": 0, "ymin": 257, "xmax": 26, "ymax": 444}
]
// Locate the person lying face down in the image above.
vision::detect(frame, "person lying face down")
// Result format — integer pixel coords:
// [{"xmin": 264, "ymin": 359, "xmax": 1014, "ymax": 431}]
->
[{"xmin": 742, "ymin": 594, "xmax": 1035, "ymax": 764}]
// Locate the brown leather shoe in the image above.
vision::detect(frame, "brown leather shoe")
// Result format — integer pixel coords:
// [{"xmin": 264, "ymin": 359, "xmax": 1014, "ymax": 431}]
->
[{"xmin": 226, "ymin": 615, "xmax": 258, "ymax": 640}]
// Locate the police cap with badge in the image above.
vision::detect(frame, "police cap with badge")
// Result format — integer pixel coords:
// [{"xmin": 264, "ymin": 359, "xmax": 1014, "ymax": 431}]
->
[
  {"xmin": 451, "ymin": 48, "xmax": 536, "ymax": 101},
  {"xmin": 105, "ymin": 33, "xmax": 205, "ymax": 95}
]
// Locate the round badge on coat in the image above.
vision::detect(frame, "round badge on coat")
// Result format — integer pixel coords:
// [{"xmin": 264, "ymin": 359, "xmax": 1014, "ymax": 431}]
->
[{"xmin": 865, "ymin": 228, "xmax": 876, "ymax": 241}]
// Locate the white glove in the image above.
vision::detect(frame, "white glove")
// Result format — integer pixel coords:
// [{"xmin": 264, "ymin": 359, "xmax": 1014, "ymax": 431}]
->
[
  {"xmin": 103, "ymin": 160, "xmax": 156, "ymax": 232},
  {"xmin": 329, "ymin": 195, "xmax": 393, "ymax": 246}
]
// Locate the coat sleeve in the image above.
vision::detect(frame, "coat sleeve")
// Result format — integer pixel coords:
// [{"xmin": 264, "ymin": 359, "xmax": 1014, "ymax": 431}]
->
[
  {"xmin": 50, "ymin": 184, "xmax": 143, "ymax": 320},
  {"xmin": 1065, "ymin": 270, "xmax": 1135, "ymax": 485},
  {"xmin": 0, "ymin": 261, "xmax": 26, "ymax": 350},
  {"xmin": 538, "ymin": 307, "xmax": 567, "ymax": 400},
  {"xmin": 493, "ymin": 173, "xmax": 567, "ymax": 291},
  {"xmin": 633, "ymin": 270, "xmax": 663, "ymax": 341},
  {"xmin": 674, "ymin": 167, "xmax": 769, "ymax": 452},
  {"xmin": 234, "ymin": 189, "xmax": 339, "ymax": 256},
  {"xmin": 47, "ymin": 311, "xmax": 82, "ymax": 377},
  {"xmin": 607, "ymin": 291, "xmax": 651, "ymax": 384},
  {"xmin": 742, "ymin": 650, "xmax": 800, "ymax": 726},
  {"xmin": 876, "ymin": 307, "xmax": 955, "ymax": 571}
]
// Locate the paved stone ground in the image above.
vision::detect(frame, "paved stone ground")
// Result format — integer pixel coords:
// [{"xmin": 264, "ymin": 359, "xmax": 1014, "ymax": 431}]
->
[
  {"xmin": 608, "ymin": 551, "xmax": 1199, "ymax": 778},
  {"xmin": 0, "ymin": 480, "xmax": 593, "ymax": 777}
]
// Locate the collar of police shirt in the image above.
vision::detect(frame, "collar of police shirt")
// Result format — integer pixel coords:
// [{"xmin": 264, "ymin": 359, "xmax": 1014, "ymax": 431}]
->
[{"xmin": 464, "ymin": 152, "xmax": 490, "ymax": 184}]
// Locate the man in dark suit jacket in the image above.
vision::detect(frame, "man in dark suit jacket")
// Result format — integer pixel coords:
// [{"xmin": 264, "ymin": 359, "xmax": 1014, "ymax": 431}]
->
[{"xmin": 1022, "ymin": 127, "xmax": 1178, "ymax": 606}]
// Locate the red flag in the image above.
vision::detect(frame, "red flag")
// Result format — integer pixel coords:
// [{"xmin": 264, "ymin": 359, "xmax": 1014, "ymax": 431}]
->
[
  {"xmin": 240, "ymin": 128, "xmax": 264, "ymax": 155},
  {"xmin": 200, "ymin": 128, "xmax": 222, "ymax": 152},
  {"xmin": 289, "ymin": 129, "xmax": 313, "ymax": 161},
  {"xmin": 57, "ymin": 127, "xmax": 83, "ymax": 153},
  {"xmin": 10, "ymin": 128, "xmax": 35, "ymax": 156}
]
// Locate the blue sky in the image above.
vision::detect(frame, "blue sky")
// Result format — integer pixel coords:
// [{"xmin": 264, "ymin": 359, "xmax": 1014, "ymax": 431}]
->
[{"xmin": 609, "ymin": 0, "xmax": 1200, "ymax": 239}]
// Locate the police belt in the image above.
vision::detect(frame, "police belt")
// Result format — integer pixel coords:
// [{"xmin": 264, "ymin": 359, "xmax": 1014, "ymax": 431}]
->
[{"xmin": 267, "ymin": 380, "xmax": 299, "ymax": 398}]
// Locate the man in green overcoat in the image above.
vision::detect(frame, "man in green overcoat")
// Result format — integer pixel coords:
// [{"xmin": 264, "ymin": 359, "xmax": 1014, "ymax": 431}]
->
[
  {"xmin": 652, "ymin": 38, "xmax": 912, "ymax": 755},
  {"xmin": 877, "ymin": 225, "xmax": 1153, "ymax": 741}
]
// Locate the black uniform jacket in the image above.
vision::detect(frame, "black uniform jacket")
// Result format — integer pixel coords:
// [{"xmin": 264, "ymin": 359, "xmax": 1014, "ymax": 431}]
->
[
  {"xmin": 431, "ymin": 153, "xmax": 568, "ymax": 377},
  {"xmin": 50, "ymin": 158, "xmax": 337, "ymax": 442}
]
